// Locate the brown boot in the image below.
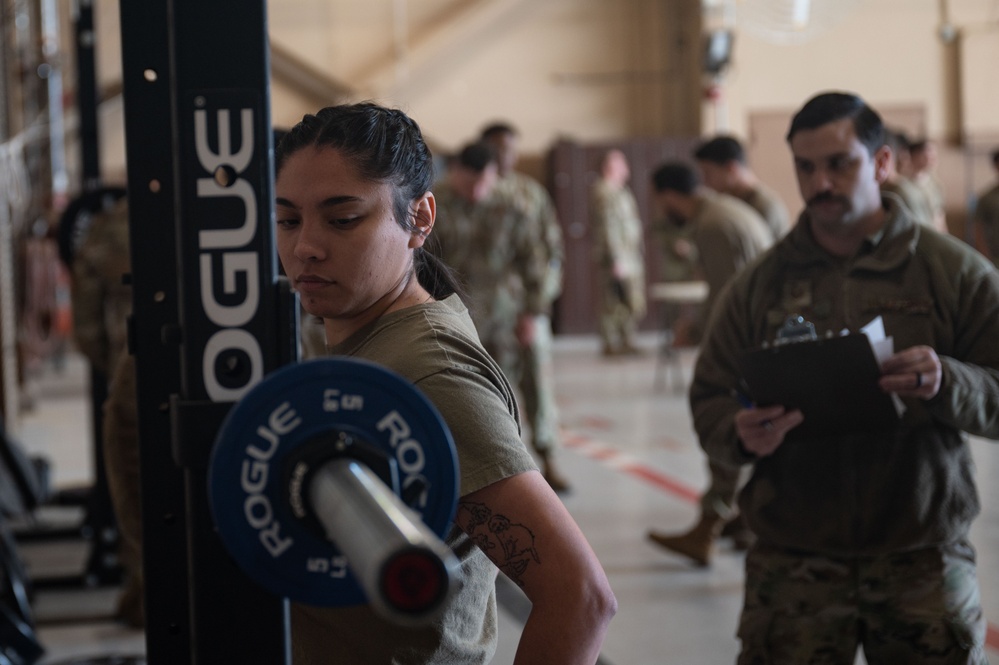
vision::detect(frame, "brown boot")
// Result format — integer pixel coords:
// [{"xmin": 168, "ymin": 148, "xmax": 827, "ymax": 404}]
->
[{"xmin": 647, "ymin": 514, "xmax": 724, "ymax": 567}]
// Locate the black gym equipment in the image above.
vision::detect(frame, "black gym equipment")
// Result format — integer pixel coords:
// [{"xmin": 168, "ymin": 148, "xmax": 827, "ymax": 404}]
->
[
  {"xmin": 0, "ymin": 601, "xmax": 44, "ymax": 665},
  {"xmin": 0, "ymin": 421, "xmax": 43, "ymax": 665},
  {"xmin": 45, "ymin": 659, "xmax": 145, "ymax": 665}
]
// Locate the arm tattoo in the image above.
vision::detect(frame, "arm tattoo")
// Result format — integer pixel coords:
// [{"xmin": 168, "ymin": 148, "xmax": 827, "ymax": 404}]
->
[{"xmin": 456, "ymin": 501, "xmax": 540, "ymax": 587}]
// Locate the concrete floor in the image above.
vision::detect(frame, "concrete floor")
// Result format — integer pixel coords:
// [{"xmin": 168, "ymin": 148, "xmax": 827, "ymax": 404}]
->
[{"xmin": 7, "ymin": 335, "xmax": 999, "ymax": 664}]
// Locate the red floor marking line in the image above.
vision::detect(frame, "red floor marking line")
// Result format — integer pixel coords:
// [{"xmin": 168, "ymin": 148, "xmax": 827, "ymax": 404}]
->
[
  {"xmin": 589, "ymin": 448, "xmax": 619, "ymax": 462},
  {"xmin": 564, "ymin": 430, "xmax": 701, "ymax": 503},
  {"xmin": 579, "ymin": 416, "xmax": 613, "ymax": 430},
  {"xmin": 620, "ymin": 463, "xmax": 702, "ymax": 503},
  {"xmin": 562, "ymin": 428, "xmax": 999, "ymax": 651}
]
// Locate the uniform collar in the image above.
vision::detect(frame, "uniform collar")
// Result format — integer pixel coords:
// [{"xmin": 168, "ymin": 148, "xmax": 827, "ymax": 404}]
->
[{"xmin": 780, "ymin": 194, "xmax": 919, "ymax": 273}]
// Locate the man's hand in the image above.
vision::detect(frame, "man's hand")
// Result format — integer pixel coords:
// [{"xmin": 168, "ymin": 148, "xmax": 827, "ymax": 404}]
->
[
  {"xmin": 515, "ymin": 314, "xmax": 537, "ymax": 348},
  {"xmin": 735, "ymin": 405, "xmax": 804, "ymax": 457},
  {"xmin": 878, "ymin": 345, "xmax": 942, "ymax": 400},
  {"xmin": 672, "ymin": 238, "xmax": 694, "ymax": 260}
]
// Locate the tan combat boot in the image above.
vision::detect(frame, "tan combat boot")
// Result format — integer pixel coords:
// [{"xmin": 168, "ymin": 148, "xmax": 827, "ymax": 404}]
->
[{"xmin": 646, "ymin": 514, "xmax": 725, "ymax": 567}]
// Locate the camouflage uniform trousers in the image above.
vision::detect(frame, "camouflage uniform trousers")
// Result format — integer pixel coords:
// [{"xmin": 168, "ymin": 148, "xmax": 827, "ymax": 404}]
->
[
  {"xmin": 700, "ymin": 460, "xmax": 751, "ymax": 520},
  {"xmin": 598, "ymin": 274, "xmax": 645, "ymax": 351},
  {"xmin": 102, "ymin": 353, "xmax": 143, "ymax": 626},
  {"xmin": 480, "ymin": 314, "xmax": 561, "ymax": 457},
  {"xmin": 738, "ymin": 540, "xmax": 988, "ymax": 664},
  {"xmin": 516, "ymin": 314, "xmax": 560, "ymax": 455}
]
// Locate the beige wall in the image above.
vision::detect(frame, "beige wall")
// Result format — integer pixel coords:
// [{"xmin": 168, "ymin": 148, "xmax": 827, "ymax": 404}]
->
[
  {"xmin": 85, "ymin": 0, "xmax": 999, "ymax": 209},
  {"xmin": 92, "ymin": 0, "xmax": 698, "ymax": 177},
  {"xmin": 714, "ymin": 0, "xmax": 999, "ymax": 231},
  {"xmin": 267, "ymin": 0, "xmax": 699, "ymax": 152},
  {"xmin": 718, "ymin": 0, "xmax": 999, "ymax": 141}
]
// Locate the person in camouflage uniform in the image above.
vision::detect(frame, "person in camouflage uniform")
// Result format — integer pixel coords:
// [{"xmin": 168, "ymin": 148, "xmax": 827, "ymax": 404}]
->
[
  {"xmin": 590, "ymin": 149, "xmax": 646, "ymax": 357},
  {"xmin": 881, "ymin": 129, "xmax": 943, "ymax": 233},
  {"xmin": 645, "ymin": 162, "xmax": 773, "ymax": 566},
  {"xmin": 972, "ymin": 148, "xmax": 999, "ymax": 267},
  {"xmin": 70, "ymin": 196, "xmax": 143, "ymax": 628},
  {"xmin": 71, "ymin": 197, "xmax": 131, "ymax": 377},
  {"xmin": 908, "ymin": 138, "xmax": 949, "ymax": 234},
  {"xmin": 691, "ymin": 91, "xmax": 996, "ymax": 664},
  {"xmin": 480, "ymin": 123, "xmax": 570, "ymax": 491},
  {"xmin": 431, "ymin": 143, "xmax": 562, "ymax": 488},
  {"xmin": 693, "ymin": 134, "xmax": 791, "ymax": 242}
]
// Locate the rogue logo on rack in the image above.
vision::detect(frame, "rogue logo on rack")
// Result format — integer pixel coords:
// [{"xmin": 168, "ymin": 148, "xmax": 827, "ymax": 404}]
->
[{"xmin": 192, "ymin": 102, "xmax": 264, "ymax": 402}]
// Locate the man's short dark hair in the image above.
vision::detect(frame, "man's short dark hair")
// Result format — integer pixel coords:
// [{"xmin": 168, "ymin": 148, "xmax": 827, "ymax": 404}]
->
[
  {"xmin": 455, "ymin": 142, "xmax": 496, "ymax": 172},
  {"xmin": 651, "ymin": 162, "xmax": 700, "ymax": 195},
  {"xmin": 480, "ymin": 122, "xmax": 517, "ymax": 142},
  {"xmin": 992, "ymin": 149, "xmax": 999, "ymax": 168},
  {"xmin": 693, "ymin": 135, "xmax": 746, "ymax": 165},
  {"xmin": 786, "ymin": 91, "xmax": 886, "ymax": 156}
]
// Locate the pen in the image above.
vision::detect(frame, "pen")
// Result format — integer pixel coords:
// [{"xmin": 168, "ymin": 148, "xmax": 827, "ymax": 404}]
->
[
  {"xmin": 731, "ymin": 389, "xmax": 774, "ymax": 431},
  {"xmin": 731, "ymin": 389, "xmax": 753, "ymax": 409}
]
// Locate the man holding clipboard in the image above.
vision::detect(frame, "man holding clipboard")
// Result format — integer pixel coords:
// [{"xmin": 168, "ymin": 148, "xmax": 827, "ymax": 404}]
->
[{"xmin": 688, "ymin": 91, "xmax": 999, "ymax": 664}]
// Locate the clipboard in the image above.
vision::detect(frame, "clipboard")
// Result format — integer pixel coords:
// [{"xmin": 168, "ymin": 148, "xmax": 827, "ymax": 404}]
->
[{"xmin": 737, "ymin": 333, "xmax": 901, "ymax": 436}]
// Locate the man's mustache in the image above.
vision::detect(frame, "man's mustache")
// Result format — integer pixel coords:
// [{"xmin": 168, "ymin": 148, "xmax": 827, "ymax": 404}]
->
[{"xmin": 807, "ymin": 192, "xmax": 848, "ymax": 207}]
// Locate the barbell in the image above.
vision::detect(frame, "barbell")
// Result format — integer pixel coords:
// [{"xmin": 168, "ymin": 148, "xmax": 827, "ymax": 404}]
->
[{"xmin": 208, "ymin": 357, "xmax": 461, "ymax": 625}]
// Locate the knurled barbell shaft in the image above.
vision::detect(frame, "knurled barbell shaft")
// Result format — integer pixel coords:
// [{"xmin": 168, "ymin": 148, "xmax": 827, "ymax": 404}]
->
[{"xmin": 308, "ymin": 458, "xmax": 458, "ymax": 624}]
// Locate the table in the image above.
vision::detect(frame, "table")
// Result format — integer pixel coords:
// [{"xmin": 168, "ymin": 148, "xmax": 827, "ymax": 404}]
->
[{"xmin": 649, "ymin": 280, "xmax": 708, "ymax": 393}]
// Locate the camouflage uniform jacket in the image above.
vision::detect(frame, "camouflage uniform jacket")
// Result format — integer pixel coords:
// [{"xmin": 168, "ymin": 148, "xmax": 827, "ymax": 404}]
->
[
  {"xmin": 71, "ymin": 198, "xmax": 132, "ymax": 375},
  {"xmin": 973, "ymin": 181, "xmax": 999, "ymax": 264},
  {"xmin": 740, "ymin": 182, "xmax": 791, "ymax": 241},
  {"xmin": 652, "ymin": 219, "xmax": 699, "ymax": 283},
  {"xmin": 882, "ymin": 176, "xmax": 935, "ymax": 228},
  {"xmin": 590, "ymin": 180, "xmax": 644, "ymax": 278},
  {"xmin": 914, "ymin": 171, "xmax": 946, "ymax": 221},
  {"xmin": 492, "ymin": 171, "xmax": 564, "ymax": 310},
  {"xmin": 432, "ymin": 182, "xmax": 547, "ymax": 333},
  {"xmin": 691, "ymin": 197, "xmax": 999, "ymax": 557},
  {"xmin": 690, "ymin": 191, "xmax": 773, "ymax": 324}
]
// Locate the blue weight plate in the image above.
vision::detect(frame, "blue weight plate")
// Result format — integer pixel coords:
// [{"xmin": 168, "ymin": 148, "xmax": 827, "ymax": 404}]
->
[{"xmin": 208, "ymin": 357, "xmax": 458, "ymax": 607}]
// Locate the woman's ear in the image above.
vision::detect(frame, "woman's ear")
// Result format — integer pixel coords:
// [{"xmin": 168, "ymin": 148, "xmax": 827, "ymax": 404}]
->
[{"xmin": 409, "ymin": 191, "xmax": 436, "ymax": 249}]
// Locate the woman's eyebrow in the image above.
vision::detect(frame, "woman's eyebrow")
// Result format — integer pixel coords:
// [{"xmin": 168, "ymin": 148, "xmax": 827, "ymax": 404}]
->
[
  {"xmin": 318, "ymin": 195, "xmax": 362, "ymax": 208},
  {"xmin": 275, "ymin": 195, "xmax": 361, "ymax": 209}
]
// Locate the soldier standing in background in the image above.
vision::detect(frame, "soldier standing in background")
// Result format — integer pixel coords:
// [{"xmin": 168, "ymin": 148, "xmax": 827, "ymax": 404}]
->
[
  {"xmin": 972, "ymin": 148, "xmax": 999, "ymax": 267},
  {"xmin": 432, "ymin": 143, "xmax": 566, "ymax": 489},
  {"xmin": 590, "ymin": 149, "xmax": 646, "ymax": 357},
  {"xmin": 881, "ymin": 129, "xmax": 943, "ymax": 232},
  {"xmin": 70, "ymin": 197, "xmax": 143, "ymax": 628},
  {"xmin": 480, "ymin": 122, "xmax": 570, "ymax": 491},
  {"xmin": 908, "ymin": 138, "xmax": 948, "ymax": 234},
  {"xmin": 645, "ymin": 162, "xmax": 773, "ymax": 565}
]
